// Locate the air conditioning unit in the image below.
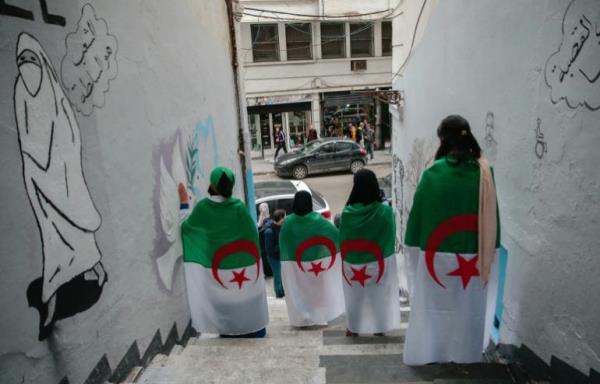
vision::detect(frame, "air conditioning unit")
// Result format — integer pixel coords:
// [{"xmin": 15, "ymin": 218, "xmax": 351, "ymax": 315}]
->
[{"xmin": 350, "ymin": 60, "xmax": 367, "ymax": 71}]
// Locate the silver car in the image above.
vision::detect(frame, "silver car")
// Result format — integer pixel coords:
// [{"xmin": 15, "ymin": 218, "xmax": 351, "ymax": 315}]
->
[{"xmin": 254, "ymin": 180, "xmax": 332, "ymax": 221}]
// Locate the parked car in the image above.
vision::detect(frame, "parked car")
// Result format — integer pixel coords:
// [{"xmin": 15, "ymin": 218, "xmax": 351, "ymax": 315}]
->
[
  {"xmin": 274, "ymin": 138, "xmax": 368, "ymax": 179},
  {"xmin": 254, "ymin": 180, "xmax": 332, "ymax": 220}
]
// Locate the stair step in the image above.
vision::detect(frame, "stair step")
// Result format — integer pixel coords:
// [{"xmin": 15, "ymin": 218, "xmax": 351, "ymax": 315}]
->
[
  {"xmin": 169, "ymin": 353, "xmax": 320, "ymax": 369},
  {"xmin": 138, "ymin": 367, "xmax": 326, "ymax": 384},
  {"xmin": 188, "ymin": 336, "xmax": 322, "ymax": 347},
  {"xmin": 179, "ymin": 344, "xmax": 319, "ymax": 358}
]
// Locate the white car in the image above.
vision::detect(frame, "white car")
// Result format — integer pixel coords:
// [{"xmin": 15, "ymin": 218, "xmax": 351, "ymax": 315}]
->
[{"xmin": 254, "ymin": 180, "xmax": 332, "ymax": 221}]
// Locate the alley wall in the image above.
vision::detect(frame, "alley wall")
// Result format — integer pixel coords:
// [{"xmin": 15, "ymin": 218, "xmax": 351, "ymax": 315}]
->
[
  {"xmin": 392, "ymin": 0, "xmax": 600, "ymax": 378},
  {"xmin": 0, "ymin": 1, "xmax": 248, "ymax": 383}
]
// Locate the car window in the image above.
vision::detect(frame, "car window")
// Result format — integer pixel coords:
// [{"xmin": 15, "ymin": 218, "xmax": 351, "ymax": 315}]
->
[
  {"xmin": 318, "ymin": 143, "xmax": 335, "ymax": 154},
  {"xmin": 335, "ymin": 142, "xmax": 353, "ymax": 152},
  {"xmin": 276, "ymin": 198, "xmax": 294, "ymax": 214}
]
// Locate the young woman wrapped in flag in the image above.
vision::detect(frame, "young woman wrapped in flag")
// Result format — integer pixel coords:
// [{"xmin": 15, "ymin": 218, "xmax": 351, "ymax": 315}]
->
[
  {"xmin": 279, "ymin": 191, "xmax": 345, "ymax": 326},
  {"xmin": 403, "ymin": 115, "xmax": 500, "ymax": 364},
  {"xmin": 180, "ymin": 167, "xmax": 269, "ymax": 337},
  {"xmin": 339, "ymin": 169, "xmax": 401, "ymax": 335}
]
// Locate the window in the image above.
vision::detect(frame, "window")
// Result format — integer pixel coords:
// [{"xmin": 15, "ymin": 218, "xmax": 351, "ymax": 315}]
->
[
  {"xmin": 335, "ymin": 142, "xmax": 353, "ymax": 152},
  {"xmin": 350, "ymin": 23, "xmax": 373, "ymax": 57},
  {"xmin": 251, "ymin": 24, "xmax": 279, "ymax": 62},
  {"xmin": 286, "ymin": 23, "xmax": 312, "ymax": 60},
  {"xmin": 318, "ymin": 143, "xmax": 335, "ymax": 153},
  {"xmin": 321, "ymin": 22, "xmax": 346, "ymax": 59},
  {"xmin": 382, "ymin": 21, "xmax": 392, "ymax": 56}
]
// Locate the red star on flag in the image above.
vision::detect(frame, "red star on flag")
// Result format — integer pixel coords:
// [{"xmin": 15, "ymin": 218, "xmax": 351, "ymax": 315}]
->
[
  {"xmin": 350, "ymin": 265, "xmax": 372, "ymax": 287},
  {"xmin": 307, "ymin": 261, "xmax": 326, "ymax": 277},
  {"xmin": 447, "ymin": 254, "xmax": 480, "ymax": 289},
  {"xmin": 229, "ymin": 268, "xmax": 251, "ymax": 289}
]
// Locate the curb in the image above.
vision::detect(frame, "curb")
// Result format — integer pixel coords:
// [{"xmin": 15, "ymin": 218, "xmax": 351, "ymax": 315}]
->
[{"xmin": 252, "ymin": 160, "xmax": 392, "ymax": 177}]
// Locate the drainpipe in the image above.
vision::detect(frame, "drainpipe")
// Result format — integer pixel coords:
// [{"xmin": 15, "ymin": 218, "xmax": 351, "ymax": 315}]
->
[{"xmin": 225, "ymin": 0, "xmax": 257, "ymax": 221}]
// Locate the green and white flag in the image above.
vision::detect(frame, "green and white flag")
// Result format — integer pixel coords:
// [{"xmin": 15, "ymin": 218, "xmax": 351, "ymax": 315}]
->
[
  {"xmin": 279, "ymin": 212, "xmax": 344, "ymax": 326},
  {"xmin": 181, "ymin": 197, "xmax": 268, "ymax": 335},
  {"xmin": 403, "ymin": 157, "xmax": 500, "ymax": 365},
  {"xmin": 339, "ymin": 202, "xmax": 400, "ymax": 333}
]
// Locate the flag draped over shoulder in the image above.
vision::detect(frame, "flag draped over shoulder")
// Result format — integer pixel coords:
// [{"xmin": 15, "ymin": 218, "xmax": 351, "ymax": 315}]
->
[
  {"xmin": 181, "ymin": 197, "xmax": 268, "ymax": 335},
  {"xmin": 403, "ymin": 157, "xmax": 500, "ymax": 365},
  {"xmin": 339, "ymin": 202, "xmax": 400, "ymax": 333},
  {"xmin": 279, "ymin": 212, "xmax": 344, "ymax": 326}
]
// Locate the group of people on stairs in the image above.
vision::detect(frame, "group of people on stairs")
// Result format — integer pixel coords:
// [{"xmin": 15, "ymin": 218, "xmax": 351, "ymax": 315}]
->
[{"xmin": 178, "ymin": 114, "xmax": 500, "ymax": 365}]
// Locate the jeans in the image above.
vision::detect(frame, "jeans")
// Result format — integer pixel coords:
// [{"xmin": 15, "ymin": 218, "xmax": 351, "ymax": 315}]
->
[
  {"xmin": 268, "ymin": 256, "xmax": 285, "ymax": 297},
  {"xmin": 365, "ymin": 141, "xmax": 374, "ymax": 159},
  {"xmin": 274, "ymin": 143, "xmax": 287, "ymax": 159}
]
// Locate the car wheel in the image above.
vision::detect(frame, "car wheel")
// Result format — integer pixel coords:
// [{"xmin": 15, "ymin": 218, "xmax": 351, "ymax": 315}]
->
[
  {"xmin": 350, "ymin": 160, "xmax": 365, "ymax": 174},
  {"xmin": 292, "ymin": 165, "xmax": 308, "ymax": 179}
]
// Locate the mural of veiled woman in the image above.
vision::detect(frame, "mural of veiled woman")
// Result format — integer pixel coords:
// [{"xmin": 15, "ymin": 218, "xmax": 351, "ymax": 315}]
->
[{"xmin": 14, "ymin": 33, "xmax": 107, "ymax": 340}]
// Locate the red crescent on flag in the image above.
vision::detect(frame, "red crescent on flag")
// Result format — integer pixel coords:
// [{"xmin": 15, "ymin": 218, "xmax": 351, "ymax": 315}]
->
[
  {"xmin": 341, "ymin": 240, "xmax": 385, "ymax": 286},
  {"xmin": 295, "ymin": 236, "xmax": 337, "ymax": 272},
  {"xmin": 425, "ymin": 214, "xmax": 478, "ymax": 288},
  {"xmin": 212, "ymin": 239, "xmax": 260, "ymax": 289}
]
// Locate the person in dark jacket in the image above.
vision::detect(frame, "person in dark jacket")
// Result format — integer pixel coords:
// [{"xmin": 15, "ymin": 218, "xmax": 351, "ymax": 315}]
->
[{"xmin": 264, "ymin": 209, "xmax": 286, "ymax": 298}]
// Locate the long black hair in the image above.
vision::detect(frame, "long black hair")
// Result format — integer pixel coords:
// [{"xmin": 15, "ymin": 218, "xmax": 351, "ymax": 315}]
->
[
  {"xmin": 292, "ymin": 191, "xmax": 313, "ymax": 216},
  {"xmin": 346, "ymin": 169, "xmax": 383, "ymax": 206},
  {"xmin": 434, "ymin": 115, "xmax": 481, "ymax": 162}
]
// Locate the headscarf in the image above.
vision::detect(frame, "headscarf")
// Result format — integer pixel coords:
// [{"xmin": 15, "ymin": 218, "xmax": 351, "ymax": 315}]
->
[
  {"xmin": 477, "ymin": 158, "xmax": 497, "ymax": 283},
  {"xmin": 346, "ymin": 169, "xmax": 382, "ymax": 206},
  {"xmin": 292, "ymin": 191, "xmax": 313, "ymax": 216},
  {"xmin": 209, "ymin": 166, "xmax": 235, "ymax": 198},
  {"xmin": 257, "ymin": 202, "xmax": 270, "ymax": 228}
]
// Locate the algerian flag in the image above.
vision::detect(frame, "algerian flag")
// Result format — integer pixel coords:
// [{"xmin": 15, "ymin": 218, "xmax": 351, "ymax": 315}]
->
[
  {"xmin": 339, "ymin": 202, "xmax": 401, "ymax": 333},
  {"xmin": 279, "ymin": 212, "xmax": 345, "ymax": 326},
  {"xmin": 403, "ymin": 157, "xmax": 500, "ymax": 365},
  {"xmin": 181, "ymin": 197, "xmax": 268, "ymax": 335}
]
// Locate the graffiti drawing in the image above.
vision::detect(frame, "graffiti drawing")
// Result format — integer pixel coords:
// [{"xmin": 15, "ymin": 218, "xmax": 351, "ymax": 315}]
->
[
  {"xmin": 152, "ymin": 117, "xmax": 219, "ymax": 291},
  {"xmin": 14, "ymin": 33, "xmax": 106, "ymax": 340},
  {"xmin": 483, "ymin": 112, "xmax": 498, "ymax": 160},
  {"xmin": 61, "ymin": 3, "xmax": 118, "ymax": 115},
  {"xmin": 534, "ymin": 118, "xmax": 548, "ymax": 159},
  {"xmin": 0, "ymin": 0, "xmax": 65, "ymax": 26},
  {"xmin": 157, "ymin": 134, "xmax": 188, "ymax": 291},
  {"xmin": 392, "ymin": 154, "xmax": 405, "ymax": 251},
  {"xmin": 545, "ymin": 0, "xmax": 600, "ymax": 111}
]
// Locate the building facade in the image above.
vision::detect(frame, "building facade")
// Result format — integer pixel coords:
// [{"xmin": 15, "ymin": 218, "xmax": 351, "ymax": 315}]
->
[{"xmin": 238, "ymin": 0, "xmax": 398, "ymax": 157}]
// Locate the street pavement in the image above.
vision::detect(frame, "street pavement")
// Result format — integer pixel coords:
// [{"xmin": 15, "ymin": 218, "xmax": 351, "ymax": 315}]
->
[{"xmin": 254, "ymin": 163, "xmax": 392, "ymax": 220}]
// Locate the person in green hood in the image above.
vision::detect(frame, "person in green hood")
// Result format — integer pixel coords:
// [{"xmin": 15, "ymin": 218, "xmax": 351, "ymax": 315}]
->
[
  {"xmin": 180, "ymin": 167, "xmax": 269, "ymax": 338},
  {"xmin": 339, "ymin": 169, "xmax": 401, "ymax": 336}
]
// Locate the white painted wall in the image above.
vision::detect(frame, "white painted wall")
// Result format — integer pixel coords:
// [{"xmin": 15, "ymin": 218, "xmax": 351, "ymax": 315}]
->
[
  {"xmin": 392, "ymin": 0, "xmax": 600, "ymax": 376},
  {"xmin": 0, "ymin": 1, "xmax": 247, "ymax": 383}
]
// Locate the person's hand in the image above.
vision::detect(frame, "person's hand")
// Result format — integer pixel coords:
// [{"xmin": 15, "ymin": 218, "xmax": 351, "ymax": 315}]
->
[{"xmin": 178, "ymin": 183, "xmax": 189, "ymax": 205}]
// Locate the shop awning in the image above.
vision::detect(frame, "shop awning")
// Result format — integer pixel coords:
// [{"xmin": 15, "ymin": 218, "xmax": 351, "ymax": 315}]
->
[
  {"xmin": 323, "ymin": 93, "xmax": 374, "ymax": 108},
  {"xmin": 247, "ymin": 102, "xmax": 311, "ymax": 115}
]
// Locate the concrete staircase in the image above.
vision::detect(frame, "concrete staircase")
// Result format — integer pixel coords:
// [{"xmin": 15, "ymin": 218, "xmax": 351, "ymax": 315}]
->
[{"xmin": 127, "ymin": 287, "xmax": 515, "ymax": 384}]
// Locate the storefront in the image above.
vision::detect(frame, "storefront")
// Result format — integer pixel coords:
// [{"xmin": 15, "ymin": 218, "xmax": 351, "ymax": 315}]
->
[
  {"xmin": 247, "ymin": 94, "xmax": 313, "ymax": 158},
  {"xmin": 321, "ymin": 90, "xmax": 391, "ymax": 149}
]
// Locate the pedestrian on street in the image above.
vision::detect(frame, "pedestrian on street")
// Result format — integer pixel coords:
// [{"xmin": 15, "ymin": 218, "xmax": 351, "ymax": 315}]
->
[
  {"xmin": 274, "ymin": 127, "xmax": 287, "ymax": 160},
  {"xmin": 264, "ymin": 209, "xmax": 286, "ymax": 298},
  {"xmin": 403, "ymin": 115, "xmax": 500, "ymax": 364},
  {"xmin": 257, "ymin": 202, "xmax": 273, "ymax": 277},
  {"xmin": 180, "ymin": 167, "xmax": 268, "ymax": 338},
  {"xmin": 279, "ymin": 191, "xmax": 345, "ymax": 327},
  {"xmin": 356, "ymin": 123, "xmax": 364, "ymax": 145},
  {"xmin": 308, "ymin": 125, "xmax": 318, "ymax": 142},
  {"xmin": 339, "ymin": 169, "xmax": 400, "ymax": 337},
  {"xmin": 349, "ymin": 123, "xmax": 356, "ymax": 141},
  {"xmin": 364, "ymin": 124, "xmax": 375, "ymax": 160}
]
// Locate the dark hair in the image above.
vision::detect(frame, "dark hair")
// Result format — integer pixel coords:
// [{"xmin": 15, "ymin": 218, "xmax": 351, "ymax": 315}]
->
[
  {"xmin": 272, "ymin": 209, "xmax": 286, "ymax": 222},
  {"xmin": 346, "ymin": 169, "xmax": 383, "ymax": 206},
  {"xmin": 434, "ymin": 115, "xmax": 481, "ymax": 162},
  {"xmin": 208, "ymin": 173, "xmax": 233, "ymax": 198},
  {"xmin": 292, "ymin": 191, "xmax": 313, "ymax": 216}
]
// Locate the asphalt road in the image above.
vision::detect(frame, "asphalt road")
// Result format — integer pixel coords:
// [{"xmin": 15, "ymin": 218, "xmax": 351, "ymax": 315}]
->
[{"xmin": 253, "ymin": 164, "xmax": 392, "ymax": 219}]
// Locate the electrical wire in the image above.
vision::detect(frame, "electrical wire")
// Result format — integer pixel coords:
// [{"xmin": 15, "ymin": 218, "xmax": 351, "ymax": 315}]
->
[
  {"xmin": 392, "ymin": 0, "xmax": 427, "ymax": 80},
  {"xmin": 243, "ymin": 6, "xmax": 392, "ymax": 19}
]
